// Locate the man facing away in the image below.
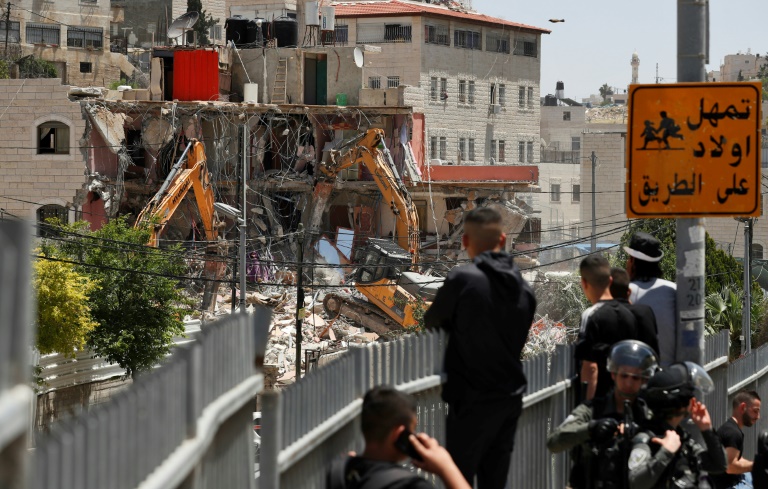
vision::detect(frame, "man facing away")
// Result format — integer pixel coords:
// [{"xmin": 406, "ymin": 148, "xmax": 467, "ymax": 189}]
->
[
  {"xmin": 327, "ymin": 386, "xmax": 471, "ymax": 489},
  {"xmin": 711, "ymin": 390, "xmax": 762, "ymax": 489},
  {"xmin": 424, "ymin": 207, "xmax": 536, "ymax": 489},
  {"xmin": 625, "ymin": 232, "xmax": 677, "ymax": 366},
  {"xmin": 577, "ymin": 255, "xmax": 639, "ymax": 401},
  {"xmin": 547, "ymin": 340, "xmax": 659, "ymax": 489},
  {"xmin": 610, "ymin": 267, "xmax": 660, "ymax": 357}
]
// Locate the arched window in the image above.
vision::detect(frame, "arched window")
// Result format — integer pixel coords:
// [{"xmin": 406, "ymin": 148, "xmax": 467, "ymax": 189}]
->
[
  {"xmin": 37, "ymin": 121, "xmax": 70, "ymax": 154},
  {"xmin": 36, "ymin": 204, "xmax": 68, "ymax": 237},
  {"xmin": 752, "ymin": 244, "xmax": 764, "ymax": 260}
]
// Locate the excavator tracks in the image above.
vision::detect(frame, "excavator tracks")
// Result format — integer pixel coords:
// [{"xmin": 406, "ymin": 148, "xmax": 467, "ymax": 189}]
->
[{"xmin": 323, "ymin": 293, "xmax": 402, "ymax": 337}]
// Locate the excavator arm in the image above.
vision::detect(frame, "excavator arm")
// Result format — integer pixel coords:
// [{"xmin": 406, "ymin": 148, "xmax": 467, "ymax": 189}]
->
[
  {"xmin": 323, "ymin": 129, "xmax": 420, "ymax": 263},
  {"xmin": 135, "ymin": 140, "xmax": 218, "ymax": 246}
]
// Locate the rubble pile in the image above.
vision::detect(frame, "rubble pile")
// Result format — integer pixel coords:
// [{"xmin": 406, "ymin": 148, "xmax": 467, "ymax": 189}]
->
[
  {"xmin": 522, "ymin": 315, "xmax": 576, "ymax": 359},
  {"xmin": 585, "ymin": 105, "xmax": 628, "ymax": 123},
  {"xmin": 211, "ymin": 286, "xmax": 382, "ymax": 384}
]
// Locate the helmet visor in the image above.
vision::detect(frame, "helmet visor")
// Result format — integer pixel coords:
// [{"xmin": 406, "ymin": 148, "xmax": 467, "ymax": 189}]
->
[{"xmin": 684, "ymin": 361, "xmax": 714, "ymax": 397}]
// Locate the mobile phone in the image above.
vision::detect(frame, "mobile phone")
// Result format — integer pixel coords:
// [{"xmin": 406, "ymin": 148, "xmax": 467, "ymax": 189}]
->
[{"xmin": 394, "ymin": 429, "xmax": 423, "ymax": 461}]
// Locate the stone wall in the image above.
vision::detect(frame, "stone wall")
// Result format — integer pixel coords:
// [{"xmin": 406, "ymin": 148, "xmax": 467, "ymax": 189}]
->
[
  {"xmin": 0, "ymin": 78, "xmax": 87, "ymax": 221},
  {"xmin": 35, "ymin": 377, "xmax": 132, "ymax": 431},
  {"xmin": 581, "ymin": 130, "xmax": 627, "ymax": 244}
]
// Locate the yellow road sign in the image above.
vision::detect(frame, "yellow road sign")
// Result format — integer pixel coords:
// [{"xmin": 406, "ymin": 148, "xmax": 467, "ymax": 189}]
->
[{"xmin": 626, "ymin": 82, "xmax": 762, "ymax": 217}]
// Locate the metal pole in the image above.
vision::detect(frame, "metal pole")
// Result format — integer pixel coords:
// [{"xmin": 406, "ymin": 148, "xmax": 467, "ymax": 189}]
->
[
  {"xmin": 675, "ymin": 0, "xmax": 708, "ymax": 364},
  {"xmin": 591, "ymin": 151, "xmax": 596, "ymax": 253},
  {"xmin": 742, "ymin": 219, "xmax": 752, "ymax": 355},
  {"xmin": 4, "ymin": 3, "xmax": 10, "ymax": 58},
  {"xmin": 295, "ymin": 224, "xmax": 305, "ymax": 381},
  {"xmin": 240, "ymin": 124, "xmax": 249, "ymax": 312}
]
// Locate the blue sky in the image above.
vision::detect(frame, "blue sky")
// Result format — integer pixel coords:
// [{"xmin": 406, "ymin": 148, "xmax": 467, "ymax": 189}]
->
[{"xmin": 473, "ymin": 0, "xmax": 765, "ymax": 100}]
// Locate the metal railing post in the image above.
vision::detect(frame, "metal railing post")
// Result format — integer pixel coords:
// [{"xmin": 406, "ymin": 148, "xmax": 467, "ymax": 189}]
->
[{"xmin": 260, "ymin": 391, "xmax": 283, "ymax": 489}]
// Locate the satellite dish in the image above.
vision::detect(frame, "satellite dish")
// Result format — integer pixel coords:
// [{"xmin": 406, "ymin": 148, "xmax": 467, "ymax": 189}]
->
[
  {"xmin": 167, "ymin": 11, "xmax": 200, "ymax": 44},
  {"xmin": 353, "ymin": 47, "xmax": 364, "ymax": 68}
]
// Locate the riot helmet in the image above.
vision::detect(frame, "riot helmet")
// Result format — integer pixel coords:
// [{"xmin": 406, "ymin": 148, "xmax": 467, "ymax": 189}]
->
[
  {"xmin": 606, "ymin": 340, "xmax": 658, "ymax": 379},
  {"xmin": 640, "ymin": 362, "xmax": 714, "ymax": 416}
]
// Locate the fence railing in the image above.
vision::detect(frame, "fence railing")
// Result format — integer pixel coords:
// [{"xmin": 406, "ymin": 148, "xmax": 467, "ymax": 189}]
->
[
  {"xmin": 0, "ymin": 220, "xmax": 33, "ymax": 488},
  {"xmin": 30, "ymin": 311, "xmax": 267, "ymax": 489},
  {"xmin": 259, "ymin": 328, "xmax": 768, "ymax": 489}
]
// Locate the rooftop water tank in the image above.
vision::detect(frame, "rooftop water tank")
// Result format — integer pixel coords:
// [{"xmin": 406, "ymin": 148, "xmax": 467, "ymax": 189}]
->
[
  {"xmin": 225, "ymin": 16, "xmax": 248, "ymax": 46},
  {"xmin": 273, "ymin": 16, "xmax": 298, "ymax": 47}
]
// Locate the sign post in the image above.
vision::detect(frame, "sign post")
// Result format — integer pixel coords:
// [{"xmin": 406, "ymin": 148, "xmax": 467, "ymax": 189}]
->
[{"xmin": 626, "ymin": 81, "xmax": 762, "ymax": 364}]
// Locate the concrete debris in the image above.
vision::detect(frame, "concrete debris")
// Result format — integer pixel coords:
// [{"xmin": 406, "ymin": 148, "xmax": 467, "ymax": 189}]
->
[
  {"xmin": 585, "ymin": 105, "xmax": 627, "ymax": 123},
  {"xmin": 86, "ymin": 106, "xmax": 133, "ymax": 154}
]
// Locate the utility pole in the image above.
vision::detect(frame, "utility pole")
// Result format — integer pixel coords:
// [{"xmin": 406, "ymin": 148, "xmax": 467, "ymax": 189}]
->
[
  {"xmin": 239, "ymin": 124, "xmax": 249, "ymax": 312},
  {"xmin": 590, "ymin": 151, "xmax": 596, "ymax": 253},
  {"xmin": 675, "ymin": 0, "xmax": 708, "ymax": 364},
  {"xmin": 295, "ymin": 224, "xmax": 305, "ymax": 381},
  {"xmin": 741, "ymin": 218, "xmax": 753, "ymax": 355},
  {"xmin": 4, "ymin": 3, "xmax": 10, "ymax": 58}
]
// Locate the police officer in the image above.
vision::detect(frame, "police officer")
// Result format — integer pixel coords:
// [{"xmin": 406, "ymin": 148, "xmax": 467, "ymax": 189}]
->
[
  {"xmin": 628, "ymin": 362, "xmax": 727, "ymax": 488},
  {"xmin": 547, "ymin": 340, "xmax": 659, "ymax": 488}
]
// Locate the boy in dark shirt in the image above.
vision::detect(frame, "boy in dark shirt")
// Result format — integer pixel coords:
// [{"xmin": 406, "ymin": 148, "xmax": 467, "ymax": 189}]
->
[
  {"xmin": 711, "ymin": 390, "xmax": 761, "ymax": 488},
  {"xmin": 609, "ymin": 267, "xmax": 660, "ymax": 357},
  {"xmin": 328, "ymin": 386, "xmax": 470, "ymax": 489}
]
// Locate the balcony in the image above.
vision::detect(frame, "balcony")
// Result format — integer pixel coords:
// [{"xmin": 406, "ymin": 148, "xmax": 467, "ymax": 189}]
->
[
  {"xmin": 540, "ymin": 149, "xmax": 580, "ymax": 163},
  {"xmin": 356, "ymin": 23, "xmax": 412, "ymax": 44}
]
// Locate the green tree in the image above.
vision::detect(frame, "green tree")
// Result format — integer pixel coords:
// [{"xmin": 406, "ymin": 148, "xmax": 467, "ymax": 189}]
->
[
  {"xmin": 49, "ymin": 217, "xmax": 190, "ymax": 376},
  {"xmin": 34, "ymin": 250, "xmax": 99, "ymax": 357},
  {"xmin": 599, "ymin": 83, "xmax": 614, "ymax": 102},
  {"xmin": 186, "ymin": 0, "xmax": 218, "ymax": 46},
  {"xmin": 0, "ymin": 59, "xmax": 9, "ymax": 79},
  {"xmin": 17, "ymin": 56, "xmax": 57, "ymax": 78}
]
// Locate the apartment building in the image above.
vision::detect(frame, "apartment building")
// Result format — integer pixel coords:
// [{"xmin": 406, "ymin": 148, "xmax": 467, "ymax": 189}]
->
[{"xmin": 0, "ymin": 0, "xmax": 133, "ymax": 86}]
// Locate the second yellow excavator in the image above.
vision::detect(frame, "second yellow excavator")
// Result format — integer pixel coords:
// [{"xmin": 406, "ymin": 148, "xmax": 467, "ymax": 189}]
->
[{"xmin": 317, "ymin": 129, "xmax": 443, "ymax": 333}]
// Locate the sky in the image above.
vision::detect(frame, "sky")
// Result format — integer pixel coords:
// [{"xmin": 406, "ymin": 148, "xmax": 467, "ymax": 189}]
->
[{"xmin": 472, "ymin": 0, "xmax": 766, "ymax": 101}]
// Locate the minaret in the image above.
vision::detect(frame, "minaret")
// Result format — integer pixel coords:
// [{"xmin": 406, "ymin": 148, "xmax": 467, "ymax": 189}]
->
[{"xmin": 631, "ymin": 50, "xmax": 640, "ymax": 84}]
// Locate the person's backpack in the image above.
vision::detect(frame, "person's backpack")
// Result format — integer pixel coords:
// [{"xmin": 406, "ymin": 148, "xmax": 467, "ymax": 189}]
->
[{"xmin": 327, "ymin": 455, "xmax": 421, "ymax": 489}]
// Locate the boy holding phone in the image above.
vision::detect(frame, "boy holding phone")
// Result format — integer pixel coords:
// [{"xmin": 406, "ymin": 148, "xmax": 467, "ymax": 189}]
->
[{"xmin": 327, "ymin": 386, "xmax": 471, "ymax": 489}]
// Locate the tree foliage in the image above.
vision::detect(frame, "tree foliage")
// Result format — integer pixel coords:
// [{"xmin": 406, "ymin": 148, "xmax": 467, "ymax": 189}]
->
[
  {"xmin": 47, "ymin": 217, "xmax": 190, "ymax": 376},
  {"xmin": 34, "ymin": 249, "xmax": 98, "ymax": 358},
  {"xmin": 17, "ymin": 56, "xmax": 57, "ymax": 79},
  {"xmin": 599, "ymin": 83, "xmax": 614, "ymax": 102},
  {"xmin": 0, "ymin": 59, "xmax": 9, "ymax": 79},
  {"xmin": 186, "ymin": 0, "xmax": 219, "ymax": 46}
]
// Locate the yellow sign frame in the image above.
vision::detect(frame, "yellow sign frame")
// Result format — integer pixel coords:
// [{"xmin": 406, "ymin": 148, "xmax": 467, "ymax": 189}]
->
[{"xmin": 626, "ymin": 82, "xmax": 761, "ymax": 218}]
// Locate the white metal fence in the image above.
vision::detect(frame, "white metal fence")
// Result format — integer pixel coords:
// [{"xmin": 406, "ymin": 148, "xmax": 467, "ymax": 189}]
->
[
  {"xmin": 258, "ymin": 328, "xmax": 768, "ymax": 489},
  {"xmin": 30, "ymin": 312, "xmax": 266, "ymax": 489},
  {"xmin": 0, "ymin": 220, "xmax": 33, "ymax": 488}
]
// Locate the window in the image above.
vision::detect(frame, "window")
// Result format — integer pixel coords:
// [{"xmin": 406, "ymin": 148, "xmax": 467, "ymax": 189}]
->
[
  {"xmin": 551, "ymin": 183, "xmax": 561, "ymax": 202},
  {"xmin": 571, "ymin": 137, "xmax": 581, "ymax": 151},
  {"xmin": 468, "ymin": 81, "xmax": 475, "ymax": 104},
  {"xmin": 498, "ymin": 84, "xmax": 506, "ymax": 107},
  {"xmin": 424, "ymin": 24, "xmax": 449, "ymax": 45},
  {"xmin": 490, "ymin": 139, "xmax": 497, "ymax": 160},
  {"xmin": 570, "ymin": 222, "xmax": 580, "ymax": 239},
  {"xmin": 387, "ymin": 76, "xmax": 400, "ymax": 88},
  {"xmin": 518, "ymin": 86, "xmax": 525, "ymax": 107},
  {"xmin": 514, "ymin": 39, "xmax": 538, "ymax": 57},
  {"xmin": 572, "ymin": 184, "xmax": 581, "ymax": 202},
  {"xmin": 209, "ymin": 24, "xmax": 222, "ymax": 41},
  {"xmin": 79, "ymin": 62, "xmax": 92, "ymax": 73},
  {"xmin": 37, "ymin": 204, "xmax": 68, "ymax": 237},
  {"xmin": 458, "ymin": 80, "xmax": 466, "ymax": 103},
  {"xmin": 368, "ymin": 76, "xmax": 381, "ymax": 89},
  {"xmin": 527, "ymin": 141, "xmax": 533, "ymax": 162},
  {"xmin": 335, "ymin": 25, "xmax": 349, "ymax": 44},
  {"xmin": 430, "ymin": 77, "xmax": 438, "ymax": 100},
  {"xmin": 498, "ymin": 140, "xmax": 505, "ymax": 162},
  {"xmin": 490, "ymin": 83, "xmax": 497, "ymax": 105},
  {"xmin": 468, "ymin": 138, "xmax": 475, "ymax": 161},
  {"xmin": 752, "ymin": 244, "xmax": 764, "ymax": 260},
  {"xmin": 518, "ymin": 141, "xmax": 525, "ymax": 162},
  {"xmin": 440, "ymin": 78, "xmax": 447, "ymax": 97},
  {"xmin": 439, "ymin": 137, "xmax": 447, "ymax": 159},
  {"xmin": 37, "ymin": 122, "xmax": 70, "ymax": 154},
  {"xmin": 0, "ymin": 20, "xmax": 20, "ymax": 43},
  {"xmin": 454, "ymin": 29, "xmax": 481, "ymax": 49},
  {"xmin": 383, "ymin": 24, "xmax": 412, "ymax": 42},
  {"xmin": 458, "ymin": 138, "xmax": 466, "ymax": 161},
  {"xmin": 430, "ymin": 136, "xmax": 437, "ymax": 159},
  {"xmin": 67, "ymin": 26, "xmax": 103, "ymax": 49},
  {"xmin": 486, "ymin": 32, "xmax": 510, "ymax": 53},
  {"xmin": 528, "ymin": 87, "xmax": 534, "ymax": 108},
  {"xmin": 26, "ymin": 23, "xmax": 60, "ymax": 45},
  {"xmin": 563, "ymin": 111, "xmax": 571, "ymax": 121}
]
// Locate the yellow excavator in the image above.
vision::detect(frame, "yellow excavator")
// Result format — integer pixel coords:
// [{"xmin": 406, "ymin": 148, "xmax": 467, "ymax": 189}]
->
[
  {"xmin": 134, "ymin": 139, "xmax": 223, "ymax": 309},
  {"xmin": 318, "ymin": 129, "xmax": 442, "ymax": 333}
]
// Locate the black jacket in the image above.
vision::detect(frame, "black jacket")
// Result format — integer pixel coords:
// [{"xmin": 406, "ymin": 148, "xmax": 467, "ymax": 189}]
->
[
  {"xmin": 614, "ymin": 298, "xmax": 660, "ymax": 357},
  {"xmin": 424, "ymin": 251, "xmax": 536, "ymax": 403}
]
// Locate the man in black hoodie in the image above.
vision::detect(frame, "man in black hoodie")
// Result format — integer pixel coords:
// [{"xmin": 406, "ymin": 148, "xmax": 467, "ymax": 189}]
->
[{"xmin": 424, "ymin": 207, "xmax": 536, "ymax": 489}]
